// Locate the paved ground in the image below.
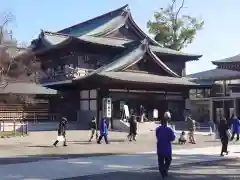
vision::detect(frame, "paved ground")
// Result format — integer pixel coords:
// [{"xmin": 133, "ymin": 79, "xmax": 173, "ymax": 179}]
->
[
  {"xmin": 0, "ymin": 145, "xmax": 239, "ymax": 180},
  {"xmin": 0, "ymin": 130, "xmax": 239, "ymax": 180},
  {"xmin": 0, "ymin": 130, "xmax": 226, "ymax": 159},
  {"xmin": 60, "ymin": 159, "xmax": 240, "ymax": 180}
]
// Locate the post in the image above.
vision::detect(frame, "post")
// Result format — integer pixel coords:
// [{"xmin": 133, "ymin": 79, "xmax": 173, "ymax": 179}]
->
[
  {"xmin": 233, "ymin": 98, "xmax": 237, "ymax": 116},
  {"xmin": 209, "ymin": 99, "xmax": 213, "ymax": 123},
  {"xmin": 26, "ymin": 121, "xmax": 28, "ymax": 135},
  {"xmin": 13, "ymin": 120, "xmax": 16, "ymax": 136},
  {"xmin": 21, "ymin": 122, "xmax": 25, "ymax": 136}
]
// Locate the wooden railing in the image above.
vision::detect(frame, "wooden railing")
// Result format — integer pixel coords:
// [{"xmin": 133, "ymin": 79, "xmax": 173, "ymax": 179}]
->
[{"xmin": 39, "ymin": 68, "xmax": 94, "ymax": 84}]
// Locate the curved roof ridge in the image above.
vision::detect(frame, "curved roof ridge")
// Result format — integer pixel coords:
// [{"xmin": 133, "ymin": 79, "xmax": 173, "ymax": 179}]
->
[
  {"xmin": 86, "ymin": 9, "xmax": 129, "ymax": 37},
  {"xmin": 146, "ymin": 44, "xmax": 180, "ymax": 77},
  {"xmin": 57, "ymin": 4, "xmax": 128, "ymax": 34}
]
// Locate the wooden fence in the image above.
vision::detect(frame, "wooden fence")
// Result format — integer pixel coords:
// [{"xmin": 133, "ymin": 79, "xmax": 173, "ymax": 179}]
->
[
  {"xmin": 0, "ymin": 103, "xmax": 60, "ymax": 123},
  {"xmin": 0, "ymin": 120, "xmax": 28, "ymax": 135}
]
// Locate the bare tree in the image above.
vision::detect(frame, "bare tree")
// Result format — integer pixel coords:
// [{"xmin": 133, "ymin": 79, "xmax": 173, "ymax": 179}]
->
[{"xmin": 0, "ymin": 11, "xmax": 15, "ymax": 44}]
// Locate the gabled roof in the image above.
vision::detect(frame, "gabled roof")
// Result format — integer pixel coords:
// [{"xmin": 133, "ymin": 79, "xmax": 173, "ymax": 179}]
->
[
  {"xmin": 81, "ymin": 40, "xmax": 180, "ymax": 77},
  {"xmin": 212, "ymin": 54, "xmax": 240, "ymax": 65}
]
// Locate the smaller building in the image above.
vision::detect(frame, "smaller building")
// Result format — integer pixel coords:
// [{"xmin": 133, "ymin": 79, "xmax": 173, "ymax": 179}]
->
[
  {"xmin": 0, "ymin": 82, "xmax": 57, "ymax": 122},
  {"xmin": 188, "ymin": 54, "xmax": 240, "ymax": 122}
]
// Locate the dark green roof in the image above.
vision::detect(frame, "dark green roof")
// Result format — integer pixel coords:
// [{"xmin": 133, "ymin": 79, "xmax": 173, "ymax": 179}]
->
[
  {"xmin": 76, "ymin": 41, "xmax": 179, "ymax": 78},
  {"xmin": 57, "ymin": 5, "xmax": 128, "ymax": 36},
  {"xmin": 38, "ymin": 31, "xmax": 201, "ymax": 59}
]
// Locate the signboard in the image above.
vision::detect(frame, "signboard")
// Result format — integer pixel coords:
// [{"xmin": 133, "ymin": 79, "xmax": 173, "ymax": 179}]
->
[
  {"xmin": 102, "ymin": 98, "xmax": 112, "ymax": 118},
  {"xmin": 124, "ymin": 105, "xmax": 130, "ymax": 118},
  {"xmin": 153, "ymin": 109, "xmax": 158, "ymax": 118}
]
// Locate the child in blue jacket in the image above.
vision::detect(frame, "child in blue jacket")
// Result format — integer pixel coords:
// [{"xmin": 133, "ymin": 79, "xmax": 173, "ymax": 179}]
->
[{"xmin": 97, "ymin": 118, "xmax": 109, "ymax": 144}]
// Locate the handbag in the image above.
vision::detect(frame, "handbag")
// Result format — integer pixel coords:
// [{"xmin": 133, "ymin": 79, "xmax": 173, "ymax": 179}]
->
[
  {"xmin": 57, "ymin": 135, "xmax": 65, "ymax": 142},
  {"xmin": 226, "ymin": 129, "xmax": 232, "ymax": 139}
]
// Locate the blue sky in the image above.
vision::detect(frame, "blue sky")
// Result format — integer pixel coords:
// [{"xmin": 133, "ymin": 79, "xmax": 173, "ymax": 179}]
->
[{"xmin": 1, "ymin": 0, "xmax": 239, "ymax": 74}]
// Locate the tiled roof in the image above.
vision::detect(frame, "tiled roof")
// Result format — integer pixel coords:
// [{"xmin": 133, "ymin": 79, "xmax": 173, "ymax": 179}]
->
[
  {"xmin": 35, "ymin": 4, "xmax": 202, "ymax": 60},
  {"xmin": 150, "ymin": 45, "xmax": 202, "ymax": 58},
  {"xmin": 97, "ymin": 71, "xmax": 197, "ymax": 86},
  {"xmin": 57, "ymin": 5, "xmax": 128, "ymax": 36},
  {"xmin": 41, "ymin": 31, "xmax": 201, "ymax": 59},
  {"xmin": 212, "ymin": 54, "xmax": 240, "ymax": 64},
  {"xmin": 0, "ymin": 83, "xmax": 57, "ymax": 94},
  {"xmin": 188, "ymin": 68, "xmax": 240, "ymax": 81},
  {"xmin": 75, "ymin": 41, "xmax": 179, "ymax": 78},
  {"xmin": 42, "ymin": 31, "xmax": 131, "ymax": 48}
]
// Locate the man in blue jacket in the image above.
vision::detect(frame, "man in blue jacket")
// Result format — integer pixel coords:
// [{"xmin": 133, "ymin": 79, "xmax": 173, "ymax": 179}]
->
[
  {"xmin": 156, "ymin": 118, "xmax": 175, "ymax": 179},
  {"xmin": 97, "ymin": 118, "xmax": 109, "ymax": 144},
  {"xmin": 230, "ymin": 115, "xmax": 240, "ymax": 141}
]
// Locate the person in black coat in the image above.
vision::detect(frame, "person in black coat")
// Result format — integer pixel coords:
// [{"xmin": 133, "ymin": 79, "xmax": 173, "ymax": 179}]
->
[
  {"xmin": 88, "ymin": 116, "xmax": 98, "ymax": 142},
  {"xmin": 128, "ymin": 110, "xmax": 137, "ymax": 141},
  {"xmin": 53, "ymin": 117, "xmax": 68, "ymax": 147},
  {"xmin": 218, "ymin": 117, "xmax": 229, "ymax": 156}
]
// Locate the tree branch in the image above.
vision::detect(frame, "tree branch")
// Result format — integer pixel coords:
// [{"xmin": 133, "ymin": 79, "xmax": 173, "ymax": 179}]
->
[
  {"xmin": 172, "ymin": 0, "xmax": 185, "ymax": 44},
  {"xmin": 175, "ymin": 0, "xmax": 185, "ymax": 22}
]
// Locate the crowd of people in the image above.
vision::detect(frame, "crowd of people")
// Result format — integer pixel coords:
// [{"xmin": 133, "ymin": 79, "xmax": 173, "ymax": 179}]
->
[{"xmin": 52, "ymin": 110, "xmax": 239, "ymax": 179}]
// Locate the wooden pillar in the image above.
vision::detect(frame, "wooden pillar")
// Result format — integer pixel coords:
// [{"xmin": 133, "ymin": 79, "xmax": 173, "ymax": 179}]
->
[
  {"xmin": 209, "ymin": 98, "xmax": 213, "ymax": 123},
  {"xmin": 233, "ymin": 98, "xmax": 237, "ymax": 116}
]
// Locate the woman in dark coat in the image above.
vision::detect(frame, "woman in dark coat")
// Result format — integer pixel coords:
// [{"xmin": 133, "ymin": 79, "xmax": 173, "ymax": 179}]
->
[
  {"xmin": 53, "ymin": 117, "xmax": 68, "ymax": 147},
  {"xmin": 218, "ymin": 117, "xmax": 229, "ymax": 156},
  {"xmin": 128, "ymin": 110, "xmax": 137, "ymax": 141}
]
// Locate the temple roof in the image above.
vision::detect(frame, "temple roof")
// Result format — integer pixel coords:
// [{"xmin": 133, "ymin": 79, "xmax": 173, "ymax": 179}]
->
[
  {"xmin": 57, "ymin": 5, "xmax": 129, "ymax": 35},
  {"xmin": 31, "ymin": 4, "xmax": 202, "ymax": 60},
  {"xmin": 212, "ymin": 54, "xmax": 240, "ymax": 65},
  {"xmin": 36, "ymin": 31, "xmax": 201, "ymax": 59},
  {"xmin": 92, "ymin": 42, "xmax": 179, "ymax": 77},
  {"xmin": 72, "ymin": 41, "xmax": 199, "ymax": 87},
  {"xmin": 74, "ymin": 71, "xmax": 197, "ymax": 86},
  {"xmin": 188, "ymin": 68, "xmax": 240, "ymax": 81}
]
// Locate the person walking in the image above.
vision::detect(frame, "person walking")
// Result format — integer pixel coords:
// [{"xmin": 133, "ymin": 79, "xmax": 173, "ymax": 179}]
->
[
  {"xmin": 156, "ymin": 118, "xmax": 175, "ymax": 179},
  {"xmin": 53, "ymin": 116, "xmax": 68, "ymax": 147},
  {"xmin": 88, "ymin": 116, "xmax": 98, "ymax": 142},
  {"xmin": 186, "ymin": 115, "xmax": 196, "ymax": 144},
  {"xmin": 97, "ymin": 118, "xmax": 109, "ymax": 144},
  {"xmin": 164, "ymin": 109, "xmax": 171, "ymax": 123},
  {"xmin": 230, "ymin": 115, "xmax": 240, "ymax": 141},
  {"xmin": 128, "ymin": 110, "xmax": 137, "ymax": 141},
  {"xmin": 218, "ymin": 117, "xmax": 229, "ymax": 156}
]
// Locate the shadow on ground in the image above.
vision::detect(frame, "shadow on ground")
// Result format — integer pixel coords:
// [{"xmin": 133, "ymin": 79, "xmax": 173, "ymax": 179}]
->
[
  {"xmin": 58, "ymin": 159, "xmax": 240, "ymax": 180},
  {"xmin": 0, "ymin": 153, "xmax": 120, "ymax": 165}
]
